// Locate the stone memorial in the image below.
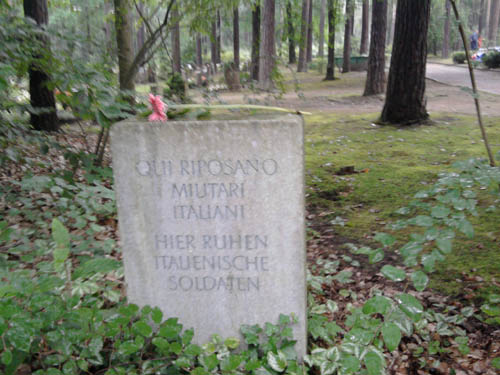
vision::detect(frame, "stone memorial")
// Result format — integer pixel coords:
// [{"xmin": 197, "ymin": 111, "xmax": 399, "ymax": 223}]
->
[{"xmin": 111, "ymin": 115, "xmax": 306, "ymax": 356}]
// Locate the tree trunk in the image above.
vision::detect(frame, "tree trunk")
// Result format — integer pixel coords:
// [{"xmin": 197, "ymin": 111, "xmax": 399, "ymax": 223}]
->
[
  {"xmin": 211, "ymin": 20, "xmax": 218, "ymax": 72},
  {"xmin": 24, "ymin": 0, "xmax": 58, "ymax": 131},
  {"xmin": 319, "ymin": 0, "xmax": 326, "ymax": 58},
  {"xmin": 387, "ymin": 0, "xmax": 395, "ymax": 45},
  {"xmin": 479, "ymin": 0, "xmax": 486, "ymax": 37},
  {"xmin": 363, "ymin": 0, "xmax": 387, "ymax": 96},
  {"xmin": 171, "ymin": 6, "xmax": 181, "ymax": 74},
  {"xmin": 196, "ymin": 33, "xmax": 203, "ymax": 67},
  {"xmin": 442, "ymin": 0, "xmax": 451, "ymax": 58},
  {"xmin": 136, "ymin": 1, "xmax": 145, "ymax": 58},
  {"xmin": 342, "ymin": 0, "xmax": 353, "ymax": 73},
  {"xmin": 114, "ymin": 0, "xmax": 135, "ymax": 91},
  {"xmin": 381, "ymin": 0, "xmax": 431, "ymax": 124},
  {"xmin": 251, "ymin": 1, "xmax": 260, "ymax": 80},
  {"xmin": 84, "ymin": 0, "xmax": 92, "ymax": 59},
  {"xmin": 259, "ymin": 0, "xmax": 275, "ymax": 89},
  {"xmin": 325, "ymin": 0, "xmax": 336, "ymax": 80},
  {"xmin": 488, "ymin": 0, "xmax": 500, "ymax": 46},
  {"xmin": 360, "ymin": 0, "xmax": 369, "ymax": 55},
  {"xmin": 233, "ymin": 7, "xmax": 240, "ymax": 69},
  {"xmin": 297, "ymin": 0, "xmax": 309, "ymax": 71},
  {"xmin": 217, "ymin": 10, "xmax": 222, "ymax": 63},
  {"xmin": 287, "ymin": 1, "xmax": 297, "ymax": 64},
  {"xmin": 306, "ymin": 0, "xmax": 313, "ymax": 62}
]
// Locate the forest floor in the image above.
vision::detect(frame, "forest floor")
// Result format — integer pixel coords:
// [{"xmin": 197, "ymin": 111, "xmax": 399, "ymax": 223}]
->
[{"xmin": 4, "ymin": 67, "xmax": 500, "ymax": 374}]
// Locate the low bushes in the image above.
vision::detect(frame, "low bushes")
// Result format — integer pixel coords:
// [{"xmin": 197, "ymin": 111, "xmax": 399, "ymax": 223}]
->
[
  {"xmin": 452, "ymin": 51, "xmax": 466, "ymax": 64},
  {"xmin": 482, "ymin": 50, "xmax": 500, "ymax": 69}
]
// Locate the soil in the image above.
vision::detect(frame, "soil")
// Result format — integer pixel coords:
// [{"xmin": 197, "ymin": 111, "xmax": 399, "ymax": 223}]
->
[{"xmin": 198, "ymin": 70, "xmax": 500, "ymax": 117}]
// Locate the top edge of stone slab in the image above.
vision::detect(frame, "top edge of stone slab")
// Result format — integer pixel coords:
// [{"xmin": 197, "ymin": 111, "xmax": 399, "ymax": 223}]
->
[{"xmin": 111, "ymin": 113, "xmax": 303, "ymax": 131}]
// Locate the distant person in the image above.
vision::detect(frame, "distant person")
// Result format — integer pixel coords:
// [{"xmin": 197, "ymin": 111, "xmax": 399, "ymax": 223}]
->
[{"xmin": 470, "ymin": 31, "xmax": 478, "ymax": 50}]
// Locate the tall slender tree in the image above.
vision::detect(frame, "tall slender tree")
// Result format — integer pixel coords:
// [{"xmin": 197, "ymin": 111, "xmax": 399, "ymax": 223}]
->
[
  {"xmin": 196, "ymin": 33, "xmax": 203, "ymax": 67},
  {"xmin": 251, "ymin": 1, "xmax": 260, "ymax": 80},
  {"xmin": 23, "ymin": 0, "xmax": 58, "ymax": 131},
  {"xmin": 216, "ymin": 10, "xmax": 222, "ymax": 63},
  {"xmin": 286, "ymin": 1, "xmax": 297, "ymax": 64},
  {"xmin": 171, "ymin": 5, "xmax": 181, "ymax": 74},
  {"xmin": 359, "ymin": 0, "xmax": 369, "ymax": 55},
  {"xmin": 488, "ymin": 0, "xmax": 500, "ymax": 46},
  {"xmin": 381, "ymin": 0, "xmax": 431, "ymax": 124},
  {"xmin": 324, "ymin": 0, "xmax": 336, "ymax": 80},
  {"xmin": 363, "ymin": 0, "xmax": 387, "ymax": 96},
  {"xmin": 259, "ymin": 0, "xmax": 275, "ymax": 89},
  {"xmin": 297, "ymin": 0, "xmax": 309, "ymax": 71},
  {"xmin": 306, "ymin": 0, "xmax": 313, "ymax": 62},
  {"xmin": 233, "ymin": 6, "xmax": 240, "ymax": 69},
  {"xmin": 442, "ymin": 0, "xmax": 451, "ymax": 58},
  {"xmin": 211, "ymin": 19, "xmax": 218, "ymax": 71},
  {"xmin": 318, "ymin": 0, "xmax": 326, "ymax": 60},
  {"xmin": 342, "ymin": 0, "xmax": 353, "ymax": 73}
]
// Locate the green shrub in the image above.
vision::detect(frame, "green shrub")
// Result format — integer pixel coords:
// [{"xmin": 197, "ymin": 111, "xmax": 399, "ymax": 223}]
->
[
  {"xmin": 482, "ymin": 50, "xmax": 500, "ymax": 69},
  {"xmin": 452, "ymin": 51, "xmax": 466, "ymax": 64},
  {"xmin": 163, "ymin": 72, "xmax": 187, "ymax": 103}
]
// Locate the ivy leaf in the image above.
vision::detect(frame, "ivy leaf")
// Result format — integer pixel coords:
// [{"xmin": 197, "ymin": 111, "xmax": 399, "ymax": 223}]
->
[
  {"xmin": 224, "ymin": 337, "xmax": 240, "ymax": 349},
  {"xmin": 267, "ymin": 351, "xmax": 287, "ymax": 372},
  {"xmin": 200, "ymin": 354, "xmax": 219, "ymax": 371},
  {"xmin": 369, "ymin": 249, "xmax": 384, "ymax": 264},
  {"xmin": 436, "ymin": 238, "xmax": 452, "ymax": 254},
  {"xmin": 221, "ymin": 354, "xmax": 242, "ymax": 372},
  {"xmin": 381, "ymin": 265, "xmax": 406, "ymax": 282},
  {"xmin": 1, "ymin": 350, "xmax": 12, "ymax": 365},
  {"xmin": 411, "ymin": 271, "xmax": 429, "ymax": 292},
  {"xmin": 457, "ymin": 219, "xmax": 474, "ymax": 238},
  {"xmin": 52, "ymin": 218, "xmax": 70, "ymax": 249},
  {"xmin": 491, "ymin": 357, "xmax": 500, "ymax": 369},
  {"xmin": 341, "ymin": 354, "xmax": 360, "ymax": 373},
  {"xmin": 151, "ymin": 307, "xmax": 163, "ymax": 324},
  {"xmin": 396, "ymin": 294, "xmax": 423, "ymax": 322},
  {"xmin": 414, "ymin": 215, "xmax": 434, "ymax": 227},
  {"xmin": 431, "ymin": 205, "xmax": 450, "ymax": 219},
  {"xmin": 132, "ymin": 320, "xmax": 153, "ymax": 337},
  {"xmin": 364, "ymin": 350, "xmax": 385, "ymax": 375},
  {"xmin": 362, "ymin": 296, "xmax": 392, "ymax": 315},
  {"xmin": 382, "ymin": 322, "xmax": 402, "ymax": 352},
  {"xmin": 374, "ymin": 232, "xmax": 395, "ymax": 247}
]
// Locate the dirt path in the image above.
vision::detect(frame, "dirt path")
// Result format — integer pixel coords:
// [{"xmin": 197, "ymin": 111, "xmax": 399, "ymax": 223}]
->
[
  {"xmin": 427, "ymin": 62, "xmax": 500, "ymax": 95},
  {"xmin": 207, "ymin": 70, "xmax": 500, "ymax": 117}
]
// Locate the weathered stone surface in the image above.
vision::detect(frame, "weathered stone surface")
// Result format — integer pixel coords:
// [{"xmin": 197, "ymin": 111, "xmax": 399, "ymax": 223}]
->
[{"xmin": 111, "ymin": 115, "xmax": 306, "ymax": 356}]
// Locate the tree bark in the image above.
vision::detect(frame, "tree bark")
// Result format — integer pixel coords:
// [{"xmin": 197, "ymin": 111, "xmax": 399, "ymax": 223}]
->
[
  {"xmin": 360, "ymin": 0, "xmax": 369, "ymax": 55},
  {"xmin": 233, "ymin": 7, "xmax": 240, "ymax": 69},
  {"xmin": 325, "ymin": 0, "xmax": 336, "ymax": 80},
  {"xmin": 217, "ymin": 10, "xmax": 222, "ymax": 63},
  {"xmin": 136, "ymin": 1, "xmax": 145, "ymax": 58},
  {"xmin": 171, "ymin": 6, "xmax": 181, "ymax": 74},
  {"xmin": 442, "ymin": 0, "xmax": 451, "ymax": 58},
  {"xmin": 211, "ymin": 19, "xmax": 218, "ymax": 72},
  {"xmin": 319, "ymin": 0, "xmax": 326, "ymax": 58},
  {"xmin": 479, "ymin": 0, "xmax": 485, "ymax": 36},
  {"xmin": 381, "ymin": 0, "xmax": 431, "ymax": 124},
  {"xmin": 363, "ymin": 0, "xmax": 387, "ymax": 96},
  {"xmin": 297, "ymin": 0, "xmax": 309, "ymax": 71},
  {"xmin": 307, "ymin": 0, "xmax": 313, "ymax": 62},
  {"xmin": 259, "ymin": 0, "xmax": 275, "ymax": 89},
  {"xmin": 287, "ymin": 1, "xmax": 297, "ymax": 63},
  {"xmin": 342, "ymin": 0, "xmax": 353, "ymax": 73},
  {"xmin": 251, "ymin": 1, "xmax": 260, "ymax": 80},
  {"xmin": 24, "ymin": 0, "xmax": 59, "ymax": 131},
  {"xmin": 196, "ymin": 33, "xmax": 203, "ymax": 67},
  {"xmin": 114, "ymin": 0, "xmax": 136, "ymax": 91},
  {"xmin": 488, "ymin": 0, "xmax": 500, "ymax": 46},
  {"xmin": 387, "ymin": 0, "xmax": 395, "ymax": 45}
]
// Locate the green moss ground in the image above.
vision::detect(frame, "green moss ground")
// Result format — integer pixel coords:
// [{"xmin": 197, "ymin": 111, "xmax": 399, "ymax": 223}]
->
[{"xmin": 304, "ymin": 112, "xmax": 500, "ymax": 300}]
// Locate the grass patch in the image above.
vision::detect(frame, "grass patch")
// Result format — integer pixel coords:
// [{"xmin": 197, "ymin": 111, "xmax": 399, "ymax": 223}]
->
[{"xmin": 304, "ymin": 112, "xmax": 500, "ymax": 299}]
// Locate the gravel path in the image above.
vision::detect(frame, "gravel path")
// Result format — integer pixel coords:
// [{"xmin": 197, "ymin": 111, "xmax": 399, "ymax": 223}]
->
[{"xmin": 426, "ymin": 63, "xmax": 500, "ymax": 95}]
